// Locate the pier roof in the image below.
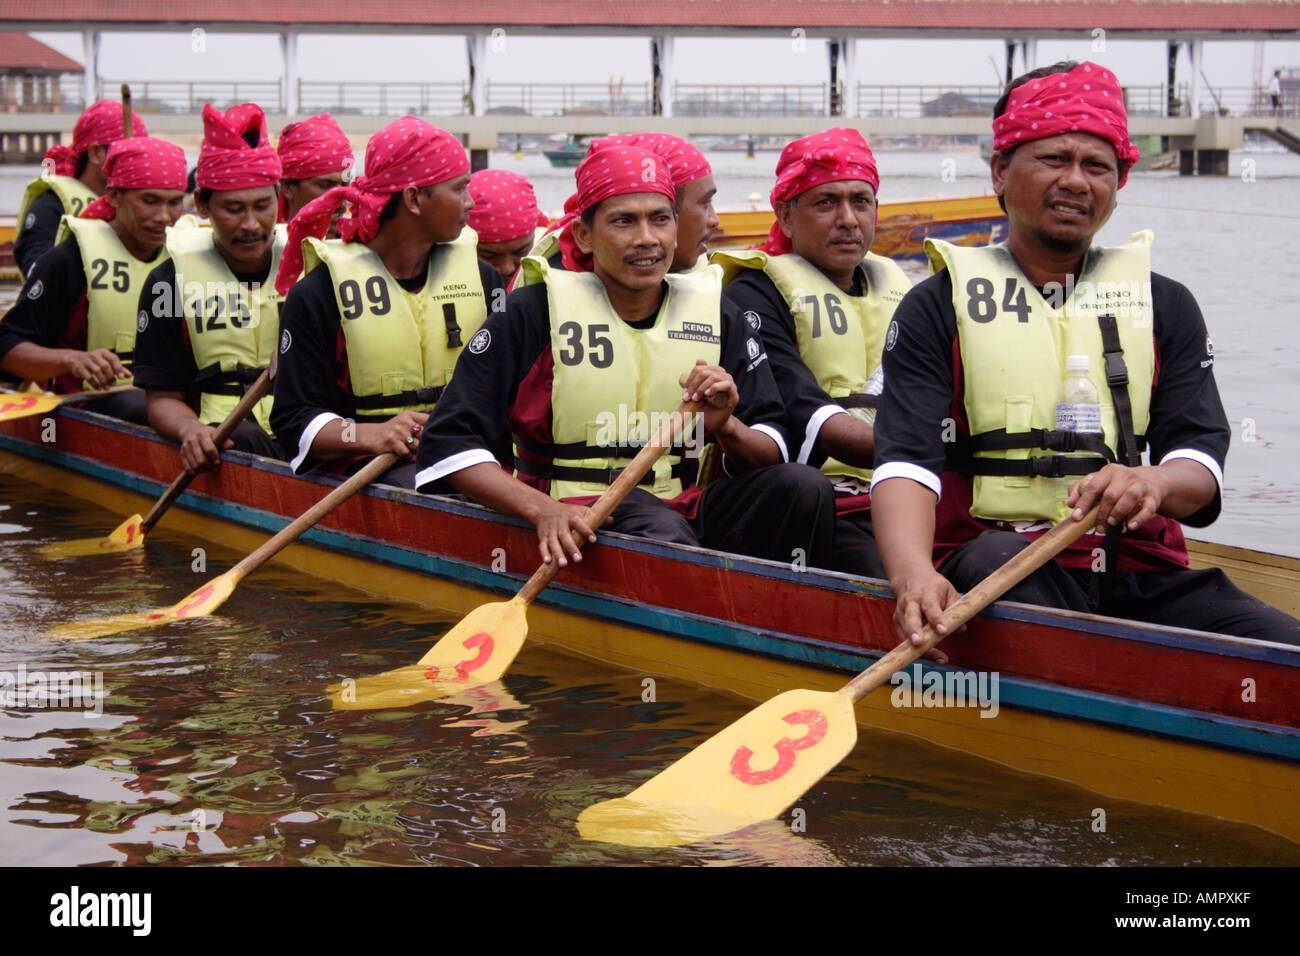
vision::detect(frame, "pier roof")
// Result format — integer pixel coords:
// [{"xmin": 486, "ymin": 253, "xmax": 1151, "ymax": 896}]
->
[{"xmin": 2, "ymin": 0, "xmax": 1299, "ymax": 34}]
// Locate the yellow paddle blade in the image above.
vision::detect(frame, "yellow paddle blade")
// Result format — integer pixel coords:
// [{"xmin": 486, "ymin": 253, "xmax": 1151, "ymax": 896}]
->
[
  {"xmin": 328, "ymin": 596, "xmax": 529, "ymax": 708},
  {"xmin": 578, "ymin": 687, "xmax": 858, "ymax": 847},
  {"xmin": 417, "ymin": 595, "xmax": 528, "ymax": 685},
  {"xmin": 40, "ymin": 513, "xmax": 145, "ymax": 560},
  {"xmin": 327, "ymin": 663, "xmax": 458, "ymax": 711},
  {"xmin": 46, "ymin": 568, "xmax": 240, "ymax": 641},
  {"xmin": 0, "ymin": 393, "xmax": 59, "ymax": 422}
]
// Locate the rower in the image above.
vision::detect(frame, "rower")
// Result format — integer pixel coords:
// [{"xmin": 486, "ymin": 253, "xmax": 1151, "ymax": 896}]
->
[
  {"xmin": 0, "ymin": 136, "xmax": 186, "ymax": 424},
  {"xmin": 14, "ymin": 100, "xmax": 148, "ymax": 276},
  {"xmin": 133, "ymin": 103, "xmax": 287, "ymax": 474},
  {"xmin": 531, "ymin": 132, "xmax": 718, "ymax": 275},
  {"xmin": 716, "ymin": 129, "xmax": 912, "ymax": 578},
  {"xmin": 466, "ymin": 169, "xmax": 543, "ymax": 282},
  {"xmin": 415, "ymin": 145, "xmax": 834, "ymax": 568},
  {"xmin": 276, "ymin": 113, "xmax": 354, "ymax": 223},
  {"xmin": 871, "ymin": 61, "xmax": 1300, "ymax": 643},
  {"xmin": 270, "ymin": 116, "xmax": 506, "ymax": 489}
]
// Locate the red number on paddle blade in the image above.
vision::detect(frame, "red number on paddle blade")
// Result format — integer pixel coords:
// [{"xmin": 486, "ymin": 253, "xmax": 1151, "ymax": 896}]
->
[
  {"xmin": 423, "ymin": 632, "xmax": 495, "ymax": 683},
  {"xmin": 0, "ymin": 397, "xmax": 38, "ymax": 414},
  {"xmin": 175, "ymin": 584, "xmax": 216, "ymax": 619},
  {"xmin": 729, "ymin": 709, "xmax": 829, "ymax": 786}
]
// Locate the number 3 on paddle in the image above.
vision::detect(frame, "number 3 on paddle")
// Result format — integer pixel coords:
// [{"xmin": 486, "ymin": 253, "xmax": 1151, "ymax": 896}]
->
[
  {"xmin": 424, "ymin": 631, "xmax": 495, "ymax": 682},
  {"xmin": 729, "ymin": 708, "xmax": 828, "ymax": 786},
  {"xmin": 0, "ymin": 396, "xmax": 38, "ymax": 415}
]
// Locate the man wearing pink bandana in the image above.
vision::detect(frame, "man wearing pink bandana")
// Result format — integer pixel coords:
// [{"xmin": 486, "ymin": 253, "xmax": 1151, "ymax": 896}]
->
[
  {"xmin": 718, "ymin": 127, "xmax": 914, "ymax": 579},
  {"xmin": 417, "ymin": 144, "xmax": 834, "ymax": 569},
  {"xmin": 276, "ymin": 114, "xmax": 354, "ymax": 223},
  {"xmin": 269, "ymin": 116, "xmax": 505, "ymax": 488},
  {"xmin": 0, "ymin": 136, "xmax": 186, "ymax": 424},
  {"xmin": 133, "ymin": 103, "xmax": 286, "ymax": 474},
  {"xmin": 530, "ymin": 132, "xmax": 718, "ymax": 275},
  {"xmin": 14, "ymin": 100, "xmax": 149, "ymax": 276},
  {"xmin": 467, "ymin": 169, "xmax": 543, "ymax": 281},
  {"xmin": 872, "ymin": 62, "xmax": 1299, "ymax": 643}
]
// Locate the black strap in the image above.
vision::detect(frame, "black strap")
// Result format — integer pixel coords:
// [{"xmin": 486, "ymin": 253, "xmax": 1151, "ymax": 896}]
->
[
  {"xmin": 963, "ymin": 456, "xmax": 1107, "ymax": 479},
  {"xmin": 953, "ymin": 427, "xmax": 1117, "ymax": 460},
  {"xmin": 351, "ymin": 384, "xmax": 444, "ymax": 411},
  {"xmin": 838, "ymin": 393, "xmax": 879, "ymax": 410},
  {"xmin": 512, "ymin": 432, "xmax": 688, "ymax": 460},
  {"xmin": 514, "ymin": 457, "xmax": 695, "ymax": 487},
  {"xmin": 193, "ymin": 362, "xmax": 265, "ymax": 397},
  {"xmin": 1097, "ymin": 313, "xmax": 1142, "ymax": 466},
  {"xmin": 443, "ymin": 303, "xmax": 462, "ymax": 349}
]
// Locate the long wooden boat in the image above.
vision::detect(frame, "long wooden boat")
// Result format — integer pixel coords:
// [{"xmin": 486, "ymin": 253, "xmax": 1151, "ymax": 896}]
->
[
  {"xmin": 712, "ymin": 195, "xmax": 1007, "ymax": 259},
  {"xmin": 1, "ymin": 408, "xmax": 1297, "ymax": 844}
]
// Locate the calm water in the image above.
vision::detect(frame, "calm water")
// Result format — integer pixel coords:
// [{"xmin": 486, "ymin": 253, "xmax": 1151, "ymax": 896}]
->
[{"xmin": 2, "ymin": 151, "xmax": 1299, "ymax": 865}]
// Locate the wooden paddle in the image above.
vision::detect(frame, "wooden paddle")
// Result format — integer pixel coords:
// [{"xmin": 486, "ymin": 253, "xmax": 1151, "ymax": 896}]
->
[
  {"xmin": 576, "ymin": 506, "xmax": 1102, "ymax": 847},
  {"xmin": 42, "ymin": 368, "xmax": 275, "ymax": 560},
  {"xmin": 47, "ymin": 452, "xmax": 398, "ymax": 641},
  {"xmin": 0, "ymin": 386, "xmax": 136, "ymax": 423},
  {"xmin": 121, "ymin": 84, "xmax": 133, "ymax": 138},
  {"xmin": 330, "ymin": 400, "xmax": 707, "ymax": 711}
]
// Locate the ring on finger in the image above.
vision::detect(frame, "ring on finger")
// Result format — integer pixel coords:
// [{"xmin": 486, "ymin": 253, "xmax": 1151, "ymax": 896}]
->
[{"xmin": 405, "ymin": 436, "xmax": 415, "ymax": 445}]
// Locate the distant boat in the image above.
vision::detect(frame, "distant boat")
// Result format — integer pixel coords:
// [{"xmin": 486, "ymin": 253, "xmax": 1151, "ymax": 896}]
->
[
  {"xmin": 711, "ymin": 195, "xmax": 1008, "ymax": 262},
  {"xmin": 543, "ymin": 143, "xmax": 586, "ymax": 168}
]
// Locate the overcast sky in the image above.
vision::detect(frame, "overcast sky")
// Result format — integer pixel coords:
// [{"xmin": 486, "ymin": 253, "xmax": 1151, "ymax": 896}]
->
[{"xmin": 31, "ymin": 30, "xmax": 1300, "ymax": 94}]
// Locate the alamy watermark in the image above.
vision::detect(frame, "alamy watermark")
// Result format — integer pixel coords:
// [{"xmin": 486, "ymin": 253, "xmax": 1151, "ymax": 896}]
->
[
  {"xmin": 889, "ymin": 663, "xmax": 999, "ymax": 718},
  {"xmin": 0, "ymin": 664, "xmax": 104, "ymax": 717},
  {"xmin": 591, "ymin": 404, "xmax": 706, "ymax": 460}
]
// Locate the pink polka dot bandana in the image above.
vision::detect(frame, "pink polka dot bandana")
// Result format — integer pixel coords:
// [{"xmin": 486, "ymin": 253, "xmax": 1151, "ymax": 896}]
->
[
  {"xmin": 587, "ymin": 132, "xmax": 711, "ymax": 188},
  {"xmin": 276, "ymin": 113, "xmax": 355, "ymax": 220},
  {"xmin": 196, "ymin": 102, "xmax": 283, "ymax": 191},
  {"xmin": 558, "ymin": 145, "xmax": 674, "ymax": 272},
  {"xmin": 43, "ymin": 100, "xmax": 149, "ymax": 176},
  {"xmin": 81, "ymin": 137, "xmax": 188, "ymax": 221},
  {"xmin": 277, "ymin": 113, "xmax": 354, "ymax": 180},
  {"xmin": 276, "ymin": 116, "xmax": 469, "ymax": 293},
  {"xmin": 759, "ymin": 127, "xmax": 880, "ymax": 255},
  {"xmin": 467, "ymin": 169, "xmax": 542, "ymax": 243},
  {"xmin": 992, "ymin": 62, "xmax": 1141, "ymax": 187}
]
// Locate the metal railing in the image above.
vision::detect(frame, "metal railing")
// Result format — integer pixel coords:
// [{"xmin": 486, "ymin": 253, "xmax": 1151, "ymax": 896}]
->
[
  {"xmin": 674, "ymin": 83, "xmax": 829, "ymax": 117},
  {"xmin": 485, "ymin": 81, "xmax": 651, "ymax": 116},
  {"xmin": 855, "ymin": 84, "xmax": 1000, "ymax": 118},
  {"xmin": 79, "ymin": 79, "xmax": 1300, "ymax": 121},
  {"xmin": 98, "ymin": 80, "xmax": 282, "ymax": 113},
  {"xmin": 298, "ymin": 81, "xmax": 467, "ymax": 116}
]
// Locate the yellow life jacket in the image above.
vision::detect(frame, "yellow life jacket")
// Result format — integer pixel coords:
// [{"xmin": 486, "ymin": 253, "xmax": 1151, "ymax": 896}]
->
[
  {"xmin": 57, "ymin": 216, "xmax": 167, "ymax": 375},
  {"xmin": 171, "ymin": 213, "xmax": 208, "ymax": 232},
  {"xmin": 713, "ymin": 248, "xmax": 911, "ymax": 482},
  {"xmin": 168, "ymin": 225, "xmax": 286, "ymax": 433},
  {"xmin": 926, "ymin": 232, "xmax": 1156, "ymax": 523},
  {"xmin": 528, "ymin": 227, "xmax": 561, "ymax": 265},
  {"xmin": 17, "ymin": 175, "xmax": 98, "ymax": 239},
  {"xmin": 513, "ymin": 256, "xmax": 723, "ymax": 501},
  {"xmin": 302, "ymin": 227, "xmax": 488, "ymax": 421}
]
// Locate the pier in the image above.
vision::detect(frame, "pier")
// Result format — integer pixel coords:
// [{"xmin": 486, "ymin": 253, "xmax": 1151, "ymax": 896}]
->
[{"xmin": 1, "ymin": 0, "xmax": 1298, "ymax": 171}]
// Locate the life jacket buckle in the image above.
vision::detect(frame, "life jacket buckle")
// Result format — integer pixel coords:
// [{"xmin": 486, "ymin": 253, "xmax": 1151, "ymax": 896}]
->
[{"xmin": 1103, "ymin": 350, "xmax": 1129, "ymax": 388}]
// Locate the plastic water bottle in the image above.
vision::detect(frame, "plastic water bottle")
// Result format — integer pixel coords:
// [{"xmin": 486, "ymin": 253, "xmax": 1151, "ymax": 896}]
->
[{"xmin": 1054, "ymin": 355, "xmax": 1101, "ymax": 506}]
